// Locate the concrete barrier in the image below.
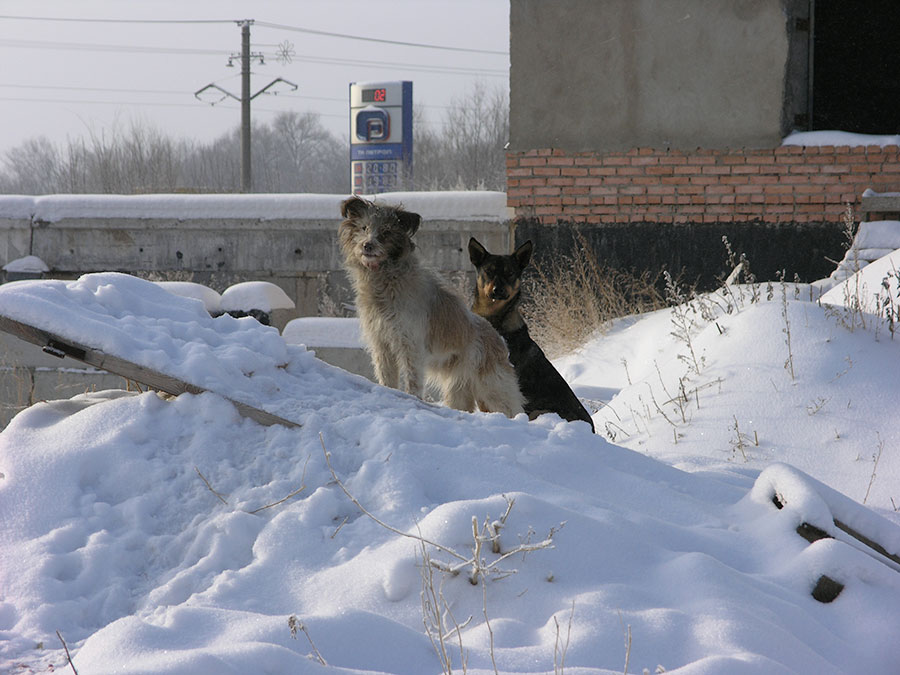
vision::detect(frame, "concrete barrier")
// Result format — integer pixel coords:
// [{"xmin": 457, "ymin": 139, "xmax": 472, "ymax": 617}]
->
[{"xmin": 0, "ymin": 192, "xmax": 511, "ymax": 316}]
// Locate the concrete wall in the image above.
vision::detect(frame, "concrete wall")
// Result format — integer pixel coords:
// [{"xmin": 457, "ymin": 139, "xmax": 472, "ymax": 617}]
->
[
  {"xmin": 1, "ymin": 193, "xmax": 512, "ymax": 316},
  {"xmin": 510, "ymin": 0, "xmax": 793, "ymax": 152}
]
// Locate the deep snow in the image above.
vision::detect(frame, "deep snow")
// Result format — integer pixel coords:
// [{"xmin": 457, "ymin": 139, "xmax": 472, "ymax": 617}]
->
[{"xmin": 1, "ymin": 260, "xmax": 900, "ymax": 674}]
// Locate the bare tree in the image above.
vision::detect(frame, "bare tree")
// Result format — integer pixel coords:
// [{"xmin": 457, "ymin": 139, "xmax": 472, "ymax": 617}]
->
[
  {"xmin": 413, "ymin": 83, "xmax": 508, "ymax": 191},
  {"xmin": 0, "ymin": 83, "xmax": 508, "ymax": 195}
]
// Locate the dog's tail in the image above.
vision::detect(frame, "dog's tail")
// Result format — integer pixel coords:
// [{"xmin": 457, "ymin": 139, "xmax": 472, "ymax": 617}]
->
[{"xmin": 473, "ymin": 322, "xmax": 526, "ymax": 418}]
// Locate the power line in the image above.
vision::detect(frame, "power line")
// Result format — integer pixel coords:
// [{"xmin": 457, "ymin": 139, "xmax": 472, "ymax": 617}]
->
[
  {"xmin": 0, "ymin": 38, "xmax": 507, "ymax": 76},
  {"xmin": 254, "ymin": 20, "xmax": 508, "ymax": 56},
  {"xmin": 0, "ymin": 15, "xmax": 235, "ymax": 25},
  {"xmin": 0, "ymin": 38, "xmax": 228, "ymax": 56},
  {"xmin": 0, "ymin": 15, "xmax": 509, "ymax": 55},
  {"xmin": 3, "ymin": 88, "xmax": 502, "ymax": 117}
]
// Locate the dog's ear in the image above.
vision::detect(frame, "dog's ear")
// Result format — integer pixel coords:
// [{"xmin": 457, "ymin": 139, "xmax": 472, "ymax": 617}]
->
[
  {"xmin": 514, "ymin": 240, "xmax": 533, "ymax": 270},
  {"xmin": 397, "ymin": 210, "xmax": 420, "ymax": 236},
  {"xmin": 468, "ymin": 237, "xmax": 488, "ymax": 266},
  {"xmin": 341, "ymin": 195, "xmax": 370, "ymax": 220}
]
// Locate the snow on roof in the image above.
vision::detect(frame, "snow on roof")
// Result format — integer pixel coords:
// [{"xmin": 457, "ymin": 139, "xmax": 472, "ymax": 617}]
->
[
  {"xmin": 0, "ymin": 191, "xmax": 511, "ymax": 223},
  {"xmin": 783, "ymin": 130, "xmax": 900, "ymax": 147}
]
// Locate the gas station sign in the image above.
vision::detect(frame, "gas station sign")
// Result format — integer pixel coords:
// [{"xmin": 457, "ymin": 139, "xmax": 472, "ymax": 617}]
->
[{"xmin": 349, "ymin": 81, "xmax": 412, "ymax": 193}]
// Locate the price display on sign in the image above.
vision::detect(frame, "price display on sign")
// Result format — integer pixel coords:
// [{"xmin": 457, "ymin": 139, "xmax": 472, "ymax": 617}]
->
[{"xmin": 362, "ymin": 88, "xmax": 387, "ymax": 103}]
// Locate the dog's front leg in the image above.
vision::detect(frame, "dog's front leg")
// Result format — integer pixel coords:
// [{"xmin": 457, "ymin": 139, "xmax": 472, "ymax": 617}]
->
[
  {"xmin": 396, "ymin": 343, "xmax": 425, "ymax": 399},
  {"xmin": 370, "ymin": 342, "xmax": 400, "ymax": 389}
]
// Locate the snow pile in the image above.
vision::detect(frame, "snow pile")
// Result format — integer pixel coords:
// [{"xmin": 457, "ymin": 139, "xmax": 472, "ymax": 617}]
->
[
  {"xmin": 819, "ymin": 219, "xmax": 900, "ymax": 289},
  {"xmin": 154, "ymin": 281, "xmax": 223, "ymax": 314},
  {"xmin": 283, "ymin": 317, "xmax": 365, "ymax": 350},
  {"xmin": 2, "ymin": 255, "xmax": 48, "ymax": 275},
  {"xmin": 2, "ymin": 273, "xmax": 900, "ymax": 673},
  {"xmin": 820, "ymin": 248, "xmax": 900, "ymax": 319},
  {"xmin": 220, "ymin": 281, "xmax": 295, "ymax": 313}
]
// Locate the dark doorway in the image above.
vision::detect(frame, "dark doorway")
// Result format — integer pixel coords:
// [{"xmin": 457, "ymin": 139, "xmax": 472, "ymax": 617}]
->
[{"xmin": 812, "ymin": 0, "xmax": 900, "ymax": 133}]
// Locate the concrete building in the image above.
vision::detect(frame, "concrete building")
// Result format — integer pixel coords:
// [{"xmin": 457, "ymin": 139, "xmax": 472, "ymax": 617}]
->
[{"xmin": 507, "ymin": 0, "xmax": 900, "ymax": 285}]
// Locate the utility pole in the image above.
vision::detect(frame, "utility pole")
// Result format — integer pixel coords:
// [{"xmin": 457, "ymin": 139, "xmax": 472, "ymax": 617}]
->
[
  {"xmin": 194, "ymin": 19, "xmax": 297, "ymax": 192},
  {"xmin": 240, "ymin": 20, "xmax": 252, "ymax": 193}
]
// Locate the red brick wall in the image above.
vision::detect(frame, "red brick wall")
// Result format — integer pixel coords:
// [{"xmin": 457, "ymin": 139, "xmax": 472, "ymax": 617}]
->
[{"xmin": 506, "ymin": 145, "xmax": 900, "ymax": 225}]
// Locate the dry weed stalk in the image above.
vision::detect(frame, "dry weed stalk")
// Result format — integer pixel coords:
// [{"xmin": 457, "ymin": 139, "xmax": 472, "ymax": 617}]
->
[
  {"xmin": 553, "ymin": 601, "xmax": 575, "ymax": 675},
  {"xmin": 322, "ymin": 434, "xmax": 559, "ymax": 584},
  {"xmin": 56, "ymin": 630, "xmax": 79, "ymax": 675},
  {"xmin": 864, "ymin": 433, "xmax": 885, "ymax": 505},
  {"xmin": 521, "ymin": 230, "xmax": 663, "ymax": 358},
  {"xmin": 287, "ymin": 615, "xmax": 327, "ymax": 666},
  {"xmin": 321, "ymin": 434, "xmax": 561, "ymax": 673}
]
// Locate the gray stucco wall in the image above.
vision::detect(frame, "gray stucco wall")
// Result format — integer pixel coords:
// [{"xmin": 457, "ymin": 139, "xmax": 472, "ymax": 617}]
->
[{"xmin": 510, "ymin": 0, "xmax": 792, "ymax": 152}]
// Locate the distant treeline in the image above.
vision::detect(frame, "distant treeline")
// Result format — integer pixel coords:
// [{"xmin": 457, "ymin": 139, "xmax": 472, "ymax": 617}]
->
[{"xmin": 0, "ymin": 84, "xmax": 507, "ymax": 195}]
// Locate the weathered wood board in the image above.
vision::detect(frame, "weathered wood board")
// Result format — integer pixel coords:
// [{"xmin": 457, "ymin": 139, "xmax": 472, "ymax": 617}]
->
[{"xmin": 0, "ymin": 313, "xmax": 300, "ymax": 429}]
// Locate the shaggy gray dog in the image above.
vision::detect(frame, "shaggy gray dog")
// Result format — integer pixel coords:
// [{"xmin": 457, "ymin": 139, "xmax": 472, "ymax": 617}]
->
[{"xmin": 339, "ymin": 195, "xmax": 524, "ymax": 418}]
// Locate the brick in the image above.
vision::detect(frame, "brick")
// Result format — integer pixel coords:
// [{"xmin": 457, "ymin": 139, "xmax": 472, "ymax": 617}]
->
[
  {"xmin": 745, "ymin": 154, "xmax": 776, "ymax": 165},
  {"xmin": 730, "ymin": 164, "xmax": 762, "ymax": 175},
  {"xmin": 658, "ymin": 155, "xmax": 688, "ymax": 165},
  {"xmin": 520, "ymin": 157, "xmax": 547, "ymax": 167},
  {"xmin": 602, "ymin": 156, "xmax": 631, "ymax": 166},
  {"xmin": 721, "ymin": 175, "xmax": 752, "ymax": 185},
  {"xmin": 689, "ymin": 175, "xmax": 720, "ymax": 185},
  {"xmin": 548, "ymin": 156, "xmax": 575, "ymax": 166},
  {"xmin": 533, "ymin": 167, "xmax": 561, "ymax": 177},
  {"xmin": 575, "ymin": 177, "xmax": 608, "ymax": 187}
]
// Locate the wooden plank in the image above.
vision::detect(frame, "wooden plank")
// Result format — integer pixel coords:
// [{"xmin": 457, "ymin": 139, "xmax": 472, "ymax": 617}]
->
[
  {"xmin": 0, "ymin": 314, "xmax": 301, "ymax": 429},
  {"xmin": 860, "ymin": 193, "xmax": 900, "ymax": 220},
  {"xmin": 772, "ymin": 491, "xmax": 900, "ymax": 571}
]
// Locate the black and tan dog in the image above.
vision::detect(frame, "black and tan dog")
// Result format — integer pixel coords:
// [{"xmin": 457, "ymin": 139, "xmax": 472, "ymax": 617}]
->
[{"xmin": 468, "ymin": 237, "xmax": 595, "ymax": 432}]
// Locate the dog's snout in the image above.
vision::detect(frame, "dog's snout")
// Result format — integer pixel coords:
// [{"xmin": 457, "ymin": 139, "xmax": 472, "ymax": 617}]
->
[
  {"xmin": 490, "ymin": 284, "xmax": 508, "ymax": 300},
  {"xmin": 363, "ymin": 241, "xmax": 376, "ymax": 254}
]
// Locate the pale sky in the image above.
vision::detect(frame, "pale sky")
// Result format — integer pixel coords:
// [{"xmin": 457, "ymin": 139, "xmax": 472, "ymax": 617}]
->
[{"xmin": 0, "ymin": 0, "xmax": 509, "ymax": 154}]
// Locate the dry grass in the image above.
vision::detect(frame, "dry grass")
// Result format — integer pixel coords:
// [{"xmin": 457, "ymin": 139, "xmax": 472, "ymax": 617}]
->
[{"xmin": 521, "ymin": 231, "xmax": 665, "ymax": 358}]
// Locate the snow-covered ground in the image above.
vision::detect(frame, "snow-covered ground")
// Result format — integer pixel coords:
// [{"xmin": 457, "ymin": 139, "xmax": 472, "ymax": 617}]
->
[{"xmin": 2, "ymin": 258, "xmax": 900, "ymax": 673}]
